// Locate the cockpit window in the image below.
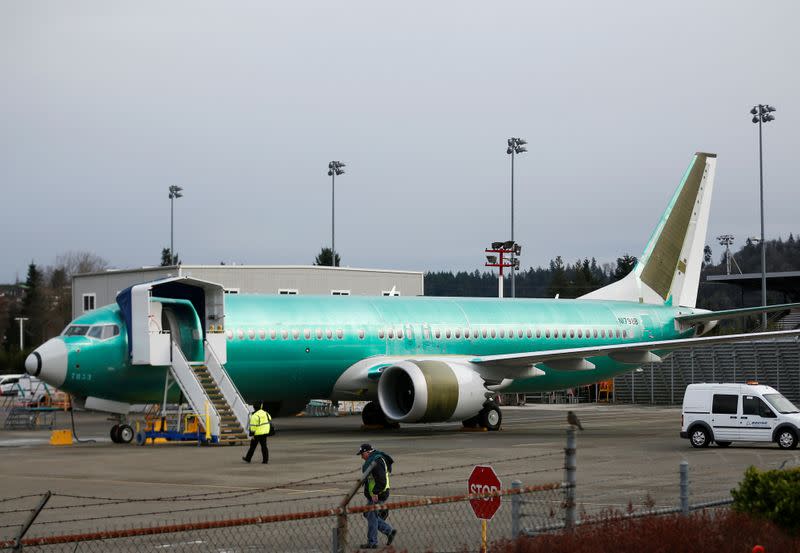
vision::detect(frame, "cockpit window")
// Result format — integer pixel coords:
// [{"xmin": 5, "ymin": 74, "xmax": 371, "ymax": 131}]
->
[
  {"xmin": 64, "ymin": 325, "xmax": 90, "ymax": 336},
  {"xmin": 102, "ymin": 325, "xmax": 120, "ymax": 339},
  {"xmin": 64, "ymin": 324, "xmax": 120, "ymax": 340}
]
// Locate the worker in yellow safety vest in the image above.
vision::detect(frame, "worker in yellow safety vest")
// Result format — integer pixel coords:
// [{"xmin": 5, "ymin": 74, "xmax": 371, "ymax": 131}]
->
[
  {"xmin": 358, "ymin": 443, "xmax": 397, "ymax": 548},
  {"xmin": 242, "ymin": 401, "xmax": 271, "ymax": 464}
]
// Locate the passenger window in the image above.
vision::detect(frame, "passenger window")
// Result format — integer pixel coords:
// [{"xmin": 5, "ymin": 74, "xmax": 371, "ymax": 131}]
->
[{"xmin": 712, "ymin": 394, "xmax": 738, "ymax": 415}]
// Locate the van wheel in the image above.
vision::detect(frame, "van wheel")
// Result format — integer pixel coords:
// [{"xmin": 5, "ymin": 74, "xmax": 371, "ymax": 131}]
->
[
  {"xmin": 716, "ymin": 441, "xmax": 731, "ymax": 448},
  {"xmin": 777, "ymin": 429, "xmax": 798, "ymax": 450},
  {"xmin": 690, "ymin": 427, "xmax": 710, "ymax": 448}
]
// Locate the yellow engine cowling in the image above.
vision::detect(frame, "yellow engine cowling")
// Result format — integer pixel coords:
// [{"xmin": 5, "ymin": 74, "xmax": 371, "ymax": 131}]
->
[{"xmin": 377, "ymin": 360, "xmax": 489, "ymax": 423}]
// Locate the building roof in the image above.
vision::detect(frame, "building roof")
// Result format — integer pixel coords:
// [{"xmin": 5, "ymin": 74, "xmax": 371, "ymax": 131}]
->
[{"xmin": 706, "ymin": 271, "xmax": 800, "ymax": 300}]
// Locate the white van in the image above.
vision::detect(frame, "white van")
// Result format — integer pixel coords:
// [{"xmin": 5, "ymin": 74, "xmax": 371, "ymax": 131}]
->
[
  {"xmin": 0, "ymin": 374, "xmax": 25, "ymax": 396},
  {"xmin": 681, "ymin": 382, "xmax": 800, "ymax": 449}
]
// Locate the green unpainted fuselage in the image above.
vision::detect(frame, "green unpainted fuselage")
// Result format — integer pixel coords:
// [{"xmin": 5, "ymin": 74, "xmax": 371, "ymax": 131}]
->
[{"xmin": 58, "ymin": 295, "xmax": 696, "ymax": 406}]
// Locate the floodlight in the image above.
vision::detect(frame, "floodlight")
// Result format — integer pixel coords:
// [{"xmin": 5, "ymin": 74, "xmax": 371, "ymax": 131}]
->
[
  {"xmin": 491, "ymin": 241, "xmax": 504, "ymax": 249},
  {"xmin": 513, "ymin": 244, "xmax": 521, "ymax": 256},
  {"xmin": 486, "ymin": 255, "xmax": 497, "ymax": 264},
  {"xmin": 503, "ymin": 240, "xmax": 514, "ymax": 250},
  {"xmin": 750, "ymin": 107, "xmax": 758, "ymax": 115}
]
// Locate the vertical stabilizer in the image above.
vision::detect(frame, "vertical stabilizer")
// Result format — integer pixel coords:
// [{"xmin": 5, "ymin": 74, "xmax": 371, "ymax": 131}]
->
[{"xmin": 580, "ymin": 152, "xmax": 716, "ymax": 307}]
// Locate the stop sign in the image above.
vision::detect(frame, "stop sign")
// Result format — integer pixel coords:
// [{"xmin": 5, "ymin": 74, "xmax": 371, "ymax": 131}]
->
[{"xmin": 468, "ymin": 465, "xmax": 502, "ymax": 520}]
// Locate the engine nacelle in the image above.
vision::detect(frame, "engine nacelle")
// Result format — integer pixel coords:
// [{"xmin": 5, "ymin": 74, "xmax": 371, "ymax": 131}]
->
[{"xmin": 377, "ymin": 360, "xmax": 489, "ymax": 423}]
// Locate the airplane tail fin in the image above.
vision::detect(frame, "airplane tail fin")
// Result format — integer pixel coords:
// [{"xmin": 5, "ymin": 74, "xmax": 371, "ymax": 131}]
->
[{"xmin": 580, "ymin": 152, "xmax": 717, "ymax": 308}]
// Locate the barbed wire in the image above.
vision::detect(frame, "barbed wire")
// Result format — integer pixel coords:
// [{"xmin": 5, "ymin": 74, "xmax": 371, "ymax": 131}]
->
[{"xmin": 0, "ymin": 450, "xmax": 560, "ymax": 512}]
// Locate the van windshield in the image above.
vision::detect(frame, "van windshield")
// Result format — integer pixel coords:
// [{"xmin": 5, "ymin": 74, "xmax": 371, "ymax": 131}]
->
[{"xmin": 763, "ymin": 393, "xmax": 800, "ymax": 414}]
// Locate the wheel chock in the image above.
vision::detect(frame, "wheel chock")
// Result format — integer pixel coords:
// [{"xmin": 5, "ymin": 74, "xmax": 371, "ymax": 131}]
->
[{"xmin": 50, "ymin": 429, "xmax": 73, "ymax": 446}]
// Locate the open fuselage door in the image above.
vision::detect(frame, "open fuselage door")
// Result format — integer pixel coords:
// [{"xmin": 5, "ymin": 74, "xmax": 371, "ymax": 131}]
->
[{"xmin": 116, "ymin": 277, "xmax": 250, "ymax": 444}]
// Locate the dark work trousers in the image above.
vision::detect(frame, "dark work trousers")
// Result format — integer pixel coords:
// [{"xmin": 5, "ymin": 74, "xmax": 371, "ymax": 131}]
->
[{"xmin": 244, "ymin": 434, "xmax": 268, "ymax": 463}]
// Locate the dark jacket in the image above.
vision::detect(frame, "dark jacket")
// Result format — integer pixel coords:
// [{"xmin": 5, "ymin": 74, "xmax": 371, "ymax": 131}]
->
[{"xmin": 362, "ymin": 450, "xmax": 394, "ymax": 500}]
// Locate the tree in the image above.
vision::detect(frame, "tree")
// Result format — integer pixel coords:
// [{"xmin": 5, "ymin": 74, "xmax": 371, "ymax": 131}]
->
[
  {"xmin": 161, "ymin": 248, "xmax": 179, "ymax": 266},
  {"xmin": 314, "ymin": 247, "xmax": 340, "ymax": 267},
  {"xmin": 20, "ymin": 263, "xmax": 47, "ymax": 350},
  {"xmin": 614, "ymin": 254, "xmax": 637, "ymax": 281},
  {"xmin": 54, "ymin": 251, "xmax": 108, "ymax": 276},
  {"xmin": 547, "ymin": 256, "xmax": 568, "ymax": 298},
  {"xmin": 703, "ymin": 245, "xmax": 712, "ymax": 266}
]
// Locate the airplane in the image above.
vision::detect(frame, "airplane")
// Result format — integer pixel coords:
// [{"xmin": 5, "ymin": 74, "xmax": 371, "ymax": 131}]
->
[{"xmin": 24, "ymin": 152, "xmax": 800, "ymax": 442}]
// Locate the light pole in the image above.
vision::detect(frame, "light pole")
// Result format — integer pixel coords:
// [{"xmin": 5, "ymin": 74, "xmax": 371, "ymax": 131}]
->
[
  {"xmin": 750, "ymin": 104, "xmax": 776, "ymax": 329},
  {"xmin": 168, "ymin": 185, "xmax": 183, "ymax": 265},
  {"xmin": 327, "ymin": 161, "xmax": 346, "ymax": 267},
  {"xmin": 14, "ymin": 317, "xmax": 29, "ymax": 351},
  {"xmin": 506, "ymin": 138, "xmax": 527, "ymax": 297}
]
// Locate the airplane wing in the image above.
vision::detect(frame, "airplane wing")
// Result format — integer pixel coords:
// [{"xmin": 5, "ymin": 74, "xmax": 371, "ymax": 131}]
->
[
  {"xmin": 676, "ymin": 303, "xmax": 800, "ymax": 323},
  {"xmin": 470, "ymin": 329, "xmax": 800, "ymax": 373}
]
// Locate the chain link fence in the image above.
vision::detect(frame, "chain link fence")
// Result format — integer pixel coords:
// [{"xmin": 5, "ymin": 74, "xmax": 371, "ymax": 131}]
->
[{"xmin": 1, "ymin": 431, "xmax": 741, "ymax": 552}]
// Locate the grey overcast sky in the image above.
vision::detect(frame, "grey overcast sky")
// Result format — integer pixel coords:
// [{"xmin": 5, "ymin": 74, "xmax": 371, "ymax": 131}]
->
[{"xmin": 1, "ymin": 1, "xmax": 798, "ymax": 284}]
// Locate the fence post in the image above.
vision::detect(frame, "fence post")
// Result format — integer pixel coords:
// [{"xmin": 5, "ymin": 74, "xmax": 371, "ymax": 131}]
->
[
  {"xmin": 334, "ymin": 460, "xmax": 377, "ymax": 553},
  {"xmin": 511, "ymin": 480, "xmax": 522, "ymax": 538},
  {"xmin": 679, "ymin": 460, "xmax": 689, "ymax": 515},
  {"xmin": 564, "ymin": 428, "xmax": 577, "ymax": 530},
  {"xmin": 13, "ymin": 491, "xmax": 51, "ymax": 552}
]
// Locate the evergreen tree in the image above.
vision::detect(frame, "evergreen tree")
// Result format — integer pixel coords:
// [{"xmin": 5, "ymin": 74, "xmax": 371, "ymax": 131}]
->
[
  {"xmin": 161, "ymin": 248, "xmax": 179, "ymax": 266},
  {"xmin": 21, "ymin": 263, "xmax": 46, "ymax": 350},
  {"xmin": 614, "ymin": 254, "xmax": 637, "ymax": 281},
  {"xmin": 547, "ymin": 256, "xmax": 568, "ymax": 298},
  {"xmin": 314, "ymin": 247, "xmax": 341, "ymax": 267}
]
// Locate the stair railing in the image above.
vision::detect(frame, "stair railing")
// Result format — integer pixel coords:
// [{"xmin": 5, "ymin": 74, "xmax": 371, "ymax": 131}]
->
[
  {"xmin": 169, "ymin": 342, "xmax": 221, "ymax": 437},
  {"xmin": 204, "ymin": 341, "xmax": 250, "ymax": 432}
]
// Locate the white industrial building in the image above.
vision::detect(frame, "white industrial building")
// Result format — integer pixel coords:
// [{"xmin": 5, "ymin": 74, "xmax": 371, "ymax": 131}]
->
[{"xmin": 72, "ymin": 265, "xmax": 424, "ymax": 317}]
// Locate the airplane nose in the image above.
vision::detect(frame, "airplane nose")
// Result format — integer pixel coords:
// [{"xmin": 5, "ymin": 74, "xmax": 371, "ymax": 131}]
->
[{"xmin": 25, "ymin": 339, "xmax": 68, "ymax": 387}]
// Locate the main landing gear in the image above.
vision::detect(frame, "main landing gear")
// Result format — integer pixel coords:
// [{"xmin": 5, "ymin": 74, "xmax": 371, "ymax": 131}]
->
[
  {"xmin": 110, "ymin": 423, "xmax": 134, "ymax": 444},
  {"xmin": 462, "ymin": 402, "xmax": 502, "ymax": 431},
  {"xmin": 361, "ymin": 401, "xmax": 399, "ymax": 429}
]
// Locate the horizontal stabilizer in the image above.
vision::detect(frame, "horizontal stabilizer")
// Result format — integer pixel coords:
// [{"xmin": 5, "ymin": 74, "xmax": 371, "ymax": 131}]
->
[{"xmin": 677, "ymin": 303, "xmax": 800, "ymax": 323}]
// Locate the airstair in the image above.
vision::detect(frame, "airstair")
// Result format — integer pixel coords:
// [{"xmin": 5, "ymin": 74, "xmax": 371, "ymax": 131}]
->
[
  {"xmin": 168, "ymin": 341, "xmax": 250, "ymax": 444},
  {"xmin": 117, "ymin": 276, "xmax": 252, "ymax": 445}
]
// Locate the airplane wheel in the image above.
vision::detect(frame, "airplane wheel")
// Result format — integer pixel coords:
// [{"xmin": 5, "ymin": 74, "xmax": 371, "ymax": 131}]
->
[
  {"xmin": 479, "ymin": 404, "xmax": 502, "ymax": 431},
  {"xmin": 119, "ymin": 424, "xmax": 134, "ymax": 444},
  {"xmin": 110, "ymin": 424, "xmax": 121, "ymax": 443},
  {"xmin": 362, "ymin": 402, "xmax": 386, "ymax": 426}
]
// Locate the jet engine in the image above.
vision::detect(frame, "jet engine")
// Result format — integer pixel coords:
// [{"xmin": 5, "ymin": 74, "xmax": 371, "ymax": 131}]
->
[{"xmin": 377, "ymin": 360, "xmax": 489, "ymax": 423}]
